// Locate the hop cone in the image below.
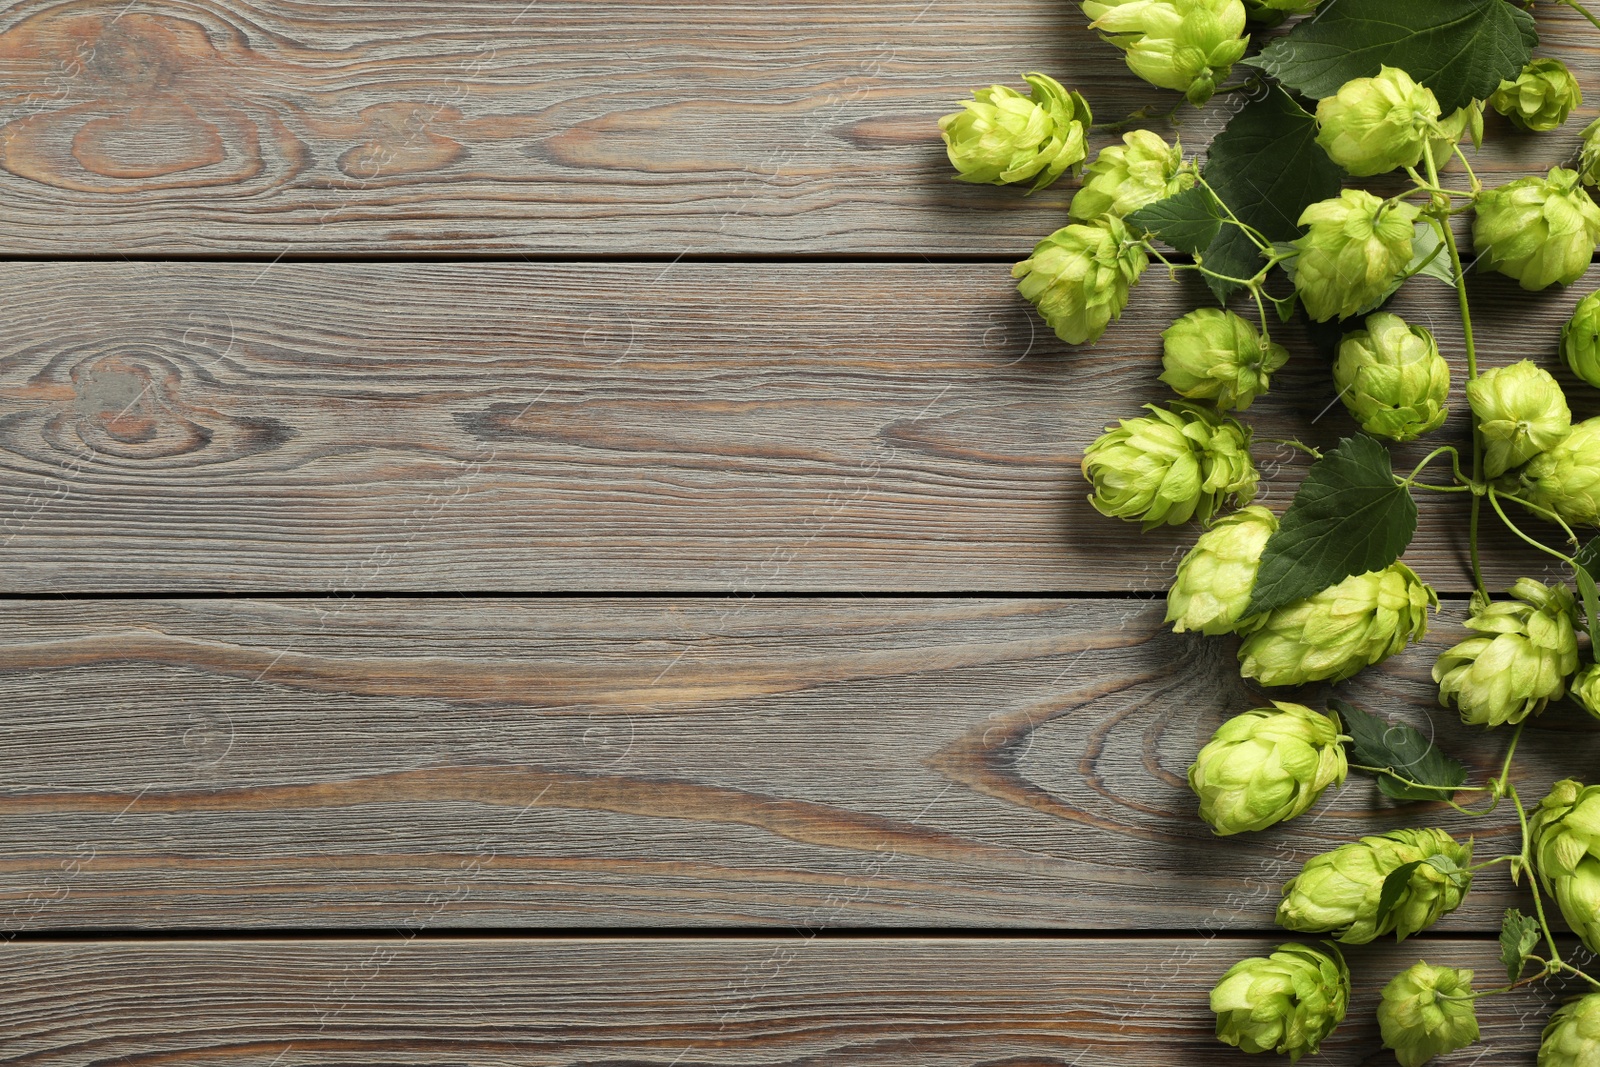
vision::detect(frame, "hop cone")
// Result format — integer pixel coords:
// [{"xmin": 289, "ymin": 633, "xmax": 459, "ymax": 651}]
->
[
  {"xmin": 1433, "ymin": 579, "xmax": 1580, "ymax": 728},
  {"xmin": 1188, "ymin": 701, "xmax": 1348, "ymax": 836},
  {"xmin": 1082, "ymin": 402, "xmax": 1256, "ymax": 529},
  {"xmin": 1541, "ymin": 993, "xmax": 1600, "ymax": 1067},
  {"xmin": 1293, "ymin": 190, "xmax": 1419, "ymax": 322},
  {"xmin": 1492, "ymin": 59, "xmax": 1583, "ymax": 133},
  {"xmin": 1467, "ymin": 360, "xmax": 1571, "ymax": 479},
  {"xmin": 1473, "ymin": 168, "xmax": 1600, "ymax": 291},
  {"xmin": 1572, "ymin": 664, "xmax": 1600, "ymax": 722},
  {"xmin": 1211, "ymin": 942, "xmax": 1349, "ymax": 1062},
  {"xmin": 1564, "ymin": 290, "xmax": 1600, "ymax": 390},
  {"xmin": 1070, "ymin": 130, "xmax": 1192, "ymax": 221},
  {"xmin": 1166, "ymin": 504, "xmax": 1276, "ymax": 635},
  {"xmin": 1238, "ymin": 563, "xmax": 1437, "ymax": 686},
  {"xmin": 1531, "ymin": 780, "xmax": 1600, "ymax": 956},
  {"xmin": 1159, "ymin": 308, "xmax": 1288, "ymax": 411},
  {"xmin": 1082, "ymin": 0, "xmax": 1249, "ymax": 106},
  {"xmin": 1428, "ymin": 104, "xmax": 1484, "ymax": 169},
  {"xmin": 1333, "ymin": 312, "xmax": 1451, "ymax": 442},
  {"xmin": 939, "ymin": 73, "xmax": 1090, "ymax": 192},
  {"xmin": 1582, "ymin": 118, "xmax": 1600, "ymax": 188},
  {"xmin": 1315, "ymin": 66, "xmax": 1441, "ymax": 177},
  {"xmin": 1014, "ymin": 217, "xmax": 1148, "ymax": 345},
  {"xmin": 1510, "ymin": 417, "xmax": 1600, "ymax": 529},
  {"xmin": 1378, "ymin": 962, "xmax": 1480, "ymax": 1067},
  {"xmin": 1277, "ymin": 828, "xmax": 1473, "ymax": 945}
]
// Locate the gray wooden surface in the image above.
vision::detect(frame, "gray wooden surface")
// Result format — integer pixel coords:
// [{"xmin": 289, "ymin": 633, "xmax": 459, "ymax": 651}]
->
[
  {"xmin": 0, "ymin": 938, "xmax": 1585, "ymax": 1065},
  {"xmin": 5, "ymin": 0, "xmax": 1600, "ymax": 1061},
  {"xmin": 0, "ymin": 1, "xmax": 1597, "ymax": 253},
  {"xmin": 2, "ymin": 597, "xmax": 1593, "ymax": 931},
  {"xmin": 3, "ymin": 261, "xmax": 1595, "ymax": 593}
]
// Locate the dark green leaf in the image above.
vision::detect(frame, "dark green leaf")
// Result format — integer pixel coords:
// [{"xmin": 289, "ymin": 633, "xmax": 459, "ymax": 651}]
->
[
  {"xmin": 1198, "ymin": 87, "xmax": 1343, "ymax": 300},
  {"xmin": 1252, "ymin": 0, "xmax": 1537, "ymax": 113},
  {"xmin": 1246, "ymin": 435, "xmax": 1419, "ymax": 617},
  {"xmin": 1576, "ymin": 537, "xmax": 1600, "ymax": 583},
  {"xmin": 1375, "ymin": 861, "xmax": 1424, "ymax": 928},
  {"xmin": 1500, "ymin": 908, "xmax": 1541, "ymax": 982},
  {"xmin": 1125, "ymin": 184, "xmax": 1222, "ymax": 256},
  {"xmin": 1333, "ymin": 699, "xmax": 1468, "ymax": 802}
]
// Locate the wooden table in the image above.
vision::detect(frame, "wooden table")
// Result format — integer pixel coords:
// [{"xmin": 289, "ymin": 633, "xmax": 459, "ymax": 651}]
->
[{"xmin": 2, "ymin": 1, "xmax": 1598, "ymax": 1062}]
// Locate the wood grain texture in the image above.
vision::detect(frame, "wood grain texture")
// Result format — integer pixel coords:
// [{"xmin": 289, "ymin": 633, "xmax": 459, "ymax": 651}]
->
[
  {"xmin": 3, "ymin": 261, "xmax": 1595, "ymax": 593},
  {"xmin": 0, "ymin": 937, "xmax": 1585, "ymax": 1065},
  {"xmin": 2, "ymin": 597, "xmax": 1595, "ymax": 931},
  {"xmin": 0, "ymin": 0, "xmax": 1598, "ymax": 253}
]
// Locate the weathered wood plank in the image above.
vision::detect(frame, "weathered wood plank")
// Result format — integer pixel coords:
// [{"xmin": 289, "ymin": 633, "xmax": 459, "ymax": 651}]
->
[
  {"xmin": 2, "ymin": 261, "xmax": 1594, "ymax": 593},
  {"xmin": 2, "ymin": 597, "xmax": 1593, "ymax": 931},
  {"xmin": 0, "ymin": 937, "xmax": 1581, "ymax": 1064},
  {"xmin": 0, "ymin": 0, "xmax": 1597, "ymax": 253}
]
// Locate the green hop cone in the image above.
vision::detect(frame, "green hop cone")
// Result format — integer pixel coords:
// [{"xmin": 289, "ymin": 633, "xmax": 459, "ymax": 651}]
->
[
  {"xmin": 1211, "ymin": 942, "xmax": 1350, "ymax": 1062},
  {"xmin": 1378, "ymin": 962, "xmax": 1480, "ymax": 1067},
  {"xmin": 1563, "ymin": 290, "xmax": 1600, "ymax": 390},
  {"xmin": 1315, "ymin": 66, "xmax": 1442, "ymax": 178},
  {"xmin": 1571, "ymin": 664, "xmax": 1600, "ymax": 721},
  {"xmin": 1188, "ymin": 701, "xmax": 1348, "ymax": 836},
  {"xmin": 1512, "ymin": 417, "xmax": 1600, "ymax": 528},
  {"xmin": 1166, "ymin": 504, "xmax": 1277, "ymax": 635},
  {"xmin": 1542, "ymin": 993, "xmax": 1600, "ymax": 1067},
  {"xmin": 1159, "ymin": 308, "xmax": 1288, "ymax": 412},
  {"xmin": 1473, "ymin": 168, "xmax": 1600, "ymax": 291},
  {"xmin": 1082, "ymin": 402, "xmax": 1257, "ymax": 529},
  {"xmin": 1531, "ymin": 780, "xmax": 1600, "ymax": 956},
  {"xmin": 1014, "ymin": 216, "xmax": 1148, "ymax": 345},
  {"xmin": 938, "ymin": 73, "xmax": 1091, "ymax": 193},
  {"xmin": 1277, "ymin": 828, "xmax": 1474, "ymax": 945},
  {"xmin": 1581, "ymin": 118, "xmax": 1600, "ymax": 188},
  {"xmin": 1491, "ymin": 58, "xmax": 1583, "ymax": 133},
  {"xmin": 1069, "ymin": 130, "xmax": 1193, "ymax": 221},
  {"xmin": 1293, "ymin": 190, "xmax": 1420, "ymax": 322},
  {"xmin": 1333, "ymin": 312, "xmax": 1451, "ymax": 442},
  {"xmin": 1467, "ymin": 360, "xmax": 1572, "ymax": 479},
  {"xmin": 1238, "ymin": 563, "xmax": 1437, "ymax": 686},
  {"xmin": 1082, "ymin": 0, "xmax": 1249, "ymax": 106},
  {"xmin": 1239, "ymin": 0, "xmax": 1318, "ymax": 27},
  {"xmin": 1433, "ymin": 579, "xmax": 1580, "ymax": 729}
]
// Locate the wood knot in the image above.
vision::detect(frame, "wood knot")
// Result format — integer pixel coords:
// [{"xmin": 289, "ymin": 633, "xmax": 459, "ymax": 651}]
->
[
  {"xmin": 337, "ymin": 104, "xmax": 467, "ymax": 179},
  {"xmin": 60, "ymin": 353, "xmax": 213, "ymax": 460}
]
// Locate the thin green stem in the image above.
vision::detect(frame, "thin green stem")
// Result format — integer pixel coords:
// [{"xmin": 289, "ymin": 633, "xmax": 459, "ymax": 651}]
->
[
  {"xmin": 1452, "ymin": 142, "xmax": 1482, "ymax": 194},
  {"xmin": 1402, "ymin": 446, "xmax": 1464, "ymax": 486},
  {"xmin": 1258, "ymin": 438, "xmax": 1323, "ymax": 459},
  {"xmin": 1194, "ymin": 172, "xmax": 1273, "ymax": 254},
  {"xmin": 1423, "ymin": 139, "xmax": 1487, "ymax": 597},
  {"xmin": 1562, "ymin": 0, "xmax": 1600, "ymax": 32},
  {"xmin": 1467, "ymin": 854, "xmax": 1520, "ymax": 873},
  {"xmin": 1496, "ymin": 490, "xmax": 1583, "ymax": 551},
  {"xmin": 1489, "ymin": 489, "xmax": 1578, "ymax": 567},
  {"xmin": 1511, "ymin": 782, "xmax": 1564, "ymax": 967}
]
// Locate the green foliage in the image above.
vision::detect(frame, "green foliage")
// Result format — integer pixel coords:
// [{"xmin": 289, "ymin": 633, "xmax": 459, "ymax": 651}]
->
[
  {"xmin": 1253, "ymin": 0, "xmax": 1537, "ymax": 113},
  {"xmin": 1126, "ymin": 183, "xmax": 1222, "ymax": 256},
  {"xmin": 1247, "ymin": 436, "xmax": 1418, "ymax": 618},
  {"xmin": 1332, "ymin": 699, "xmax": 1467, "ymax": 802},
  {"xmin": 1198, "ymin": 87, "xmax": 1343, "ymax": 300},
  {"xmin": 1500, "ymin": 908, "xmax": 1541, "ymax": 982}
]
